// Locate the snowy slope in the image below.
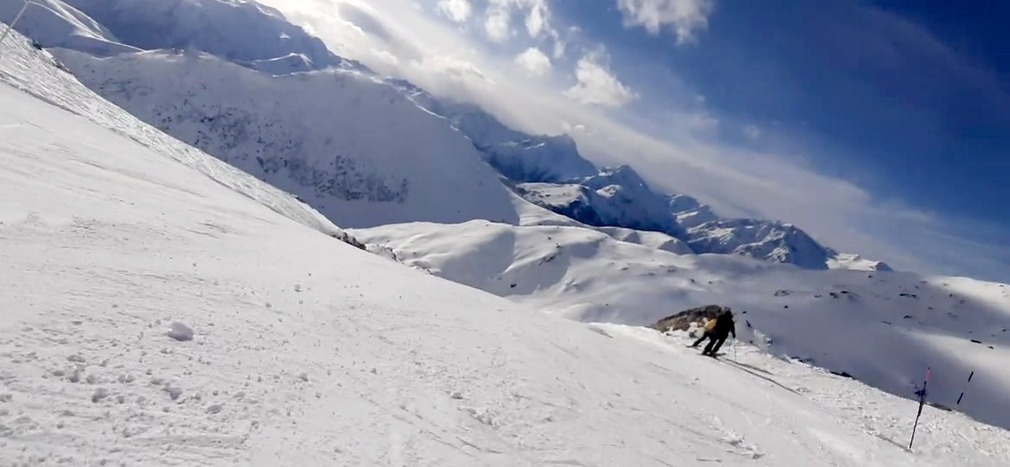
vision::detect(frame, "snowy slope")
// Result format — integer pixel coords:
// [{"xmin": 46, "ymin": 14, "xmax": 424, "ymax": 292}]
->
[
  {"xmin": 3, "ymin": 28, "xmax": 1010, "ymax": 466},
  {"xmin": 352, "ymin": 219, "xmax": 1010, "ymax": 431},
  {"xmin": 54, "ymin": 48, "xmax": 519, "ymax": 227}
]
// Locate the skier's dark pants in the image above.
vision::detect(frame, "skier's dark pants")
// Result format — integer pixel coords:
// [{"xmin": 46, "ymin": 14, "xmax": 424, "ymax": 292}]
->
[
  {"xmin": 703, "ymin": 333, "xmax": 728, "ymax": 355},
  {"xmin": 690, "ymin": 332, "xmax": 710, "ymax": 348}
]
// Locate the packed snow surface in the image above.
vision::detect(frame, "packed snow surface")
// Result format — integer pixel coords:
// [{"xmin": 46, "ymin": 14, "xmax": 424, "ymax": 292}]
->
[{"xmin": 4, "ymin": 26, "xmax": 1010, "ymax": 465}]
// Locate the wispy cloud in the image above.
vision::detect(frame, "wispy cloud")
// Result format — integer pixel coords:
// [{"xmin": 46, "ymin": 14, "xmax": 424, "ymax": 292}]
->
[{"xmin": 616, "ymin": 0, "xmax": 716, "ymax": 44}]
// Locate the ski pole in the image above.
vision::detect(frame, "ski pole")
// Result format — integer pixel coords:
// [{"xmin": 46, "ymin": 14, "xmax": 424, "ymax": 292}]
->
[
  {"xmin": 0, "ymin": 1, "xmax": 32, "ymax": 53},
  {"xmin": 955, "ymin": 371, "xmax": 974, "ymax": 408}
]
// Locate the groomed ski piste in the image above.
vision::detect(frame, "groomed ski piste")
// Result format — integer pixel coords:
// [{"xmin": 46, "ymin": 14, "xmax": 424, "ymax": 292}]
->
[{"xmin": 2, "ymin": 23, "xmax": 1010, "ymax": 467}]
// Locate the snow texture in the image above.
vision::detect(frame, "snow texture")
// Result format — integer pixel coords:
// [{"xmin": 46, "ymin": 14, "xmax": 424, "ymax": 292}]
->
[{"xmin": 4, "ymin": 24, "xmax": 1010, "ymax": 465}]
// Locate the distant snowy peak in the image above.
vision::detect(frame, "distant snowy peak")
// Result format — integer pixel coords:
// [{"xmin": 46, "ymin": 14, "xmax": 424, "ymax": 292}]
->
[
  {"xmin": 482, "ymin": 135, "xmax": 598, "ymax": 183},
  {"xmin": 685, "ymin": 219, "xmax": 834, "ymax": 270},
  {"xmin": 510, "ymin": 165, "xmax": 847, "ymax": 270}
]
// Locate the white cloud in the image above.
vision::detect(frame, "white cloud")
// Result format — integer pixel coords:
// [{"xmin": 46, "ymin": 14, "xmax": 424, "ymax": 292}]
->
[
  {"xmin": 565, "ymin": 56, "xmax": 638, "ymax": 107},
  {"xmin": 484, "ymin": 7, "xmax": 511, "ymax": 42},
  {"xmin": 481, "ymin": 0, "xmax": 557, "ymax": 43},
  {"xmin": 437, "ymin": 0, "xmax": 472, "ymax": 23},
  {"xmin": 515, "ymin": 47, "xmax": 552, "ymax": 76},
  {"xmin": 524, "ymin": 1, "xmax": 548, "ymax": 37},
  {"xmin": 617, "ymin": 0, "xmax": 716, "ymax": 44}
]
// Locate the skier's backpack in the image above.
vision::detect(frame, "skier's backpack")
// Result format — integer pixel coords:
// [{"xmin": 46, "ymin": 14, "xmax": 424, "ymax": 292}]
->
[{"xmin": 704, "ymin": 318, "xmax": 717, "ymax": 332}]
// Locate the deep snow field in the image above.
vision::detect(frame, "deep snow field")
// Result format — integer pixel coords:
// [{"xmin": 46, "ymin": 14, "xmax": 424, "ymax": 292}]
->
[{"xmin": 2, "ymin": 13, "xmax": 1010, "ymax": 467}]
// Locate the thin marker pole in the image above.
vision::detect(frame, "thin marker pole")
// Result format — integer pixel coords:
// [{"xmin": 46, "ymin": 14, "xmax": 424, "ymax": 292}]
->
[{"xmin": 909, "ymin": 367, "xmax": 931, "ymax": 449}]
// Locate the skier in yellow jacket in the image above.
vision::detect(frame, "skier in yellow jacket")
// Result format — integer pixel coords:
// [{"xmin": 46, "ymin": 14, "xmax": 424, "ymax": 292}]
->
[
  {"xmin": 701, "ymin": 310, "xmax": 736, "ymax": 357},
  {"xmin": 689, "ymin": 317, "xmax": 718, "ymax": 348}
]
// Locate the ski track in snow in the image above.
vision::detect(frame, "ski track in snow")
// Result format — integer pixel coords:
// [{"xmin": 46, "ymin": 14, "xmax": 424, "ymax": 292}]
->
[{"xmin": 2, "ymin": 18, "xmax": 1010, "ymax": 467}]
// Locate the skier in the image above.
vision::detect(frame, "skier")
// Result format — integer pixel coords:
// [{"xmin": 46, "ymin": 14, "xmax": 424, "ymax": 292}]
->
[
  {"xmin": 701, "ymin": 310, "xmax": 736, "ymax": 357},
  {"xmin": 689, "ymin": 317, "xmax": 718, "ymax": 348}
]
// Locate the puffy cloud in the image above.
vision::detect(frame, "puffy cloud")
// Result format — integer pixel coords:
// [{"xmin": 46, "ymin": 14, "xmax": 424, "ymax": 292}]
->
[
  {"xmin": 437, "ymin": 0, "xmax": 472, "ymax": 23},
  {"xmin": 483, "ymin": 8, "xmax": 510, "ymax": 42},
  {"xmin": 515, "ymin": 47, "xmax": 551, "ymax": 76},
  {"xmin": 565, "ymin": 56, "xmax": 638, "ymax": 107},
  {"xmin": 617, "ymin": 0, "xmax": 715, "ymax": 44},
  {"xmin": 482, "ymin": 0, "xmax": 556, "ymax": 43}
]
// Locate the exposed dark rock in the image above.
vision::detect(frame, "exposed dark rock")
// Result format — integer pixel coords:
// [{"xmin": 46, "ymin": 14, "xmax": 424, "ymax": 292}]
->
[{"xmin": 651, "ymin": 305, "xmax": 729, "ymax": 334}]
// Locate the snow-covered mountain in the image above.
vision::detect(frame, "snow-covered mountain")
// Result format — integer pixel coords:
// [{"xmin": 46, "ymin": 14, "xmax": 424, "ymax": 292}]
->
[
  {"xmin": 1, "ymin": 0, "xmax": 888, "ymax": 271},
  {"xmin": 4, "ymin": 27, "xmax": 1010, "ymax": 465},
  {"xmin": 386, "ymin": 78, "xmax": 879, "ymax": 271}
]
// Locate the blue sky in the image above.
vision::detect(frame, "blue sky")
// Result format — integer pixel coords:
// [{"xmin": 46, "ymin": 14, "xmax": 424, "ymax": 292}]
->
[
  {"xmin": 268, "ymin": 0, "xmax": 1009, "ymax": 281},
  {"xmin": 556, "ymin": 0, "xmax": 1010, "ymax": 223}
]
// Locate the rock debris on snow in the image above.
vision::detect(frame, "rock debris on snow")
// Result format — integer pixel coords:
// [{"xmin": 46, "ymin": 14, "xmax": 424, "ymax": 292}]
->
[
  {"xmin": 91, "ymin": 388, "xmax": 110, "ymax": 403},
  {"xmin": 166, "ymin": 322, "xmax": 194, "ymax": 341}
]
